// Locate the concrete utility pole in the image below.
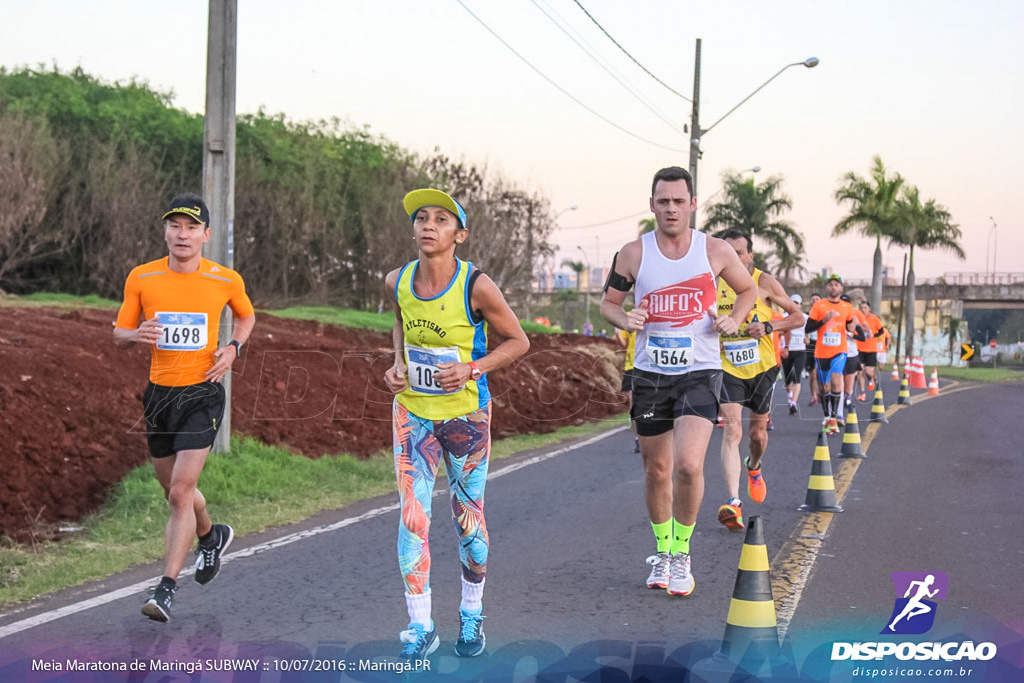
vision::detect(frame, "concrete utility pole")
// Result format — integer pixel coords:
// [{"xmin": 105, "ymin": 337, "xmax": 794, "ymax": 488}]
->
[
  {"xmin": 688, "ymin": 38, "xmax": 702, "ymax": 230},
  {"xmin": 202, "ymin": 0, "xmax": 238, "ymax": 454},
  {"xmin": 687, "ymin": 38, "xmax": 818, "ymax": 231}
]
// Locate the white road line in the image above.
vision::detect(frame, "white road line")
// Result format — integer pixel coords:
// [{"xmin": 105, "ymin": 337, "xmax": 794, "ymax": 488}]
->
[{"xmin": 0, "ymin": 427, "xmax": 624, "ymax": 640}]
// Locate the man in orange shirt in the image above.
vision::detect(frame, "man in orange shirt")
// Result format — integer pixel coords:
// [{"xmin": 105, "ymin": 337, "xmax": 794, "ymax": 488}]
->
[
  {"xmin": 114, "ymin": 194, "xmax": 256, "ymax": 622},
  {"xmin": 857, "ymin": 299, "xmax": 885, "ymax": 399},
  {"xmin": 805, "ymin": 275, "xmax": 865, "ymax": 435}
]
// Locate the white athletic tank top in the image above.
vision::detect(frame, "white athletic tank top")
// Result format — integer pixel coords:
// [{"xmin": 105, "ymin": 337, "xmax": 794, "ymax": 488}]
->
[
  {"xmin": 633, "ymin": 230, "xmax": 720, "ymax": 375},
  {"xmin": 788, "ymin": 326, "xmax": 806, "ymax": 351}
]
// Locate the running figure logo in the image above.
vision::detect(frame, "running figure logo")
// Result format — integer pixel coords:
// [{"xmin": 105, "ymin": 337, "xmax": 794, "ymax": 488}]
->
[{"xmin": 881, "ymin": 571, "xmax": 948, "ymax": 635}]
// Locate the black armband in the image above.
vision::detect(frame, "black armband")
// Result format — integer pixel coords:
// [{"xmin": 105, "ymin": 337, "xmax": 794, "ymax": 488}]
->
[
  {"xmin": 805, "ymin": 317, "xmax": 824, "ymax": 333},
  {"xmin": 603, "ymin": 252, "xmax": 634, "ymax": 293}
]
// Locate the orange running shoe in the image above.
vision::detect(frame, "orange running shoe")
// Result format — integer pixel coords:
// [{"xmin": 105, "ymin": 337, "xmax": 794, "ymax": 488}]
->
[
  {"xmin": 746, "ymin": 459, "xmax": 766, "ymax": 503},
  {"xmin": 717, "ymin": 499, "xmax": 744, "ymax": 531}
]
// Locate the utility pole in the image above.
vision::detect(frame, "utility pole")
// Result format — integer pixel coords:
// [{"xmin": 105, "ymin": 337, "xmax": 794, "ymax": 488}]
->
[
  {"xmin": 688, "ymin": 38, "xmax": 702, "ymax": 230},
  {"xmin": 203, "ymin": 0, "xmax": 238, "ymax": 454}
]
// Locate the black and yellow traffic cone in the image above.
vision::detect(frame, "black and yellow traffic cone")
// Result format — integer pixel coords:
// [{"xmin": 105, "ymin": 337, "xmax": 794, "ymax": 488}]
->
[
  {"xmin": 897, "ymin": 372, "xmax": 911, "ymax": 405},
  {"xmin": 721, "ymin": 516, "xmax": 780, "ymax": 664},
  {"xmin": 691, "ymin": 516, "xmax": 784, "ymax": 681},
  {"xmin": 869, "ymin": 386, "xmax": 889, "ymax": 424},
  {"xmin": 799, "ymin": 432, "xmax": 843, "ymax": 512},
  {"xmin": 839, "ymin": 405, "xmax": 865, "ymax": 458}
]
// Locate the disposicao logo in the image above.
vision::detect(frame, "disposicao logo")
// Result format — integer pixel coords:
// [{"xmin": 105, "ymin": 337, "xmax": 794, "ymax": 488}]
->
[
  {"xmin": 831, "ymin": 570, "xmax": 997, "ymax": 663},
  {"xmin": 882, "ymin": 570, "xmax": 948, "ymax": 635}
]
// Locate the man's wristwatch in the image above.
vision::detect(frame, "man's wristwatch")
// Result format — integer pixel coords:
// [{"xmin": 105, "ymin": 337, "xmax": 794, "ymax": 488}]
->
[
  {"xmin": 229, "ymin": 340, "xmax": 243, "ymax": 357},
  {"xmin": 469, "ymin": 361, "xmax": 482, "ymax": 381},
  {"xmin": 763, "ymin": 322, "xmax": 774, "ymax": 335}
]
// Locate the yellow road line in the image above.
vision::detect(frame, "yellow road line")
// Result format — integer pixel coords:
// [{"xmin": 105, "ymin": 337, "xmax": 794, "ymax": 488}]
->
[{"xmin": 771, "ymin": 379, "xmax": 986, "ymax": 638}]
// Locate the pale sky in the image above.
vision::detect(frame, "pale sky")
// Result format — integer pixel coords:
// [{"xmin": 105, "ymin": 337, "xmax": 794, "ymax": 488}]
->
[{"xmin": 2, "ymin": 0, "xmax": 1021, "ymax": 282}]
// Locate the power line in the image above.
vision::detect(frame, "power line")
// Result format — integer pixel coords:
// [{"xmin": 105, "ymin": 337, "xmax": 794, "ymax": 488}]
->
[
  {"xmin": 530, "ymin": 0, "xmax": 685, "ymax": 136},
  {"xmin": 572, "ymin": 0, "xmax": 692, "ymax": 103},
  {"xmin": 560, "ymin": 210, "xmax": 650, "ymax": 230},
  {"xmin": 455, "ymin": 0, "xmax": 686, "ymax": 153}
]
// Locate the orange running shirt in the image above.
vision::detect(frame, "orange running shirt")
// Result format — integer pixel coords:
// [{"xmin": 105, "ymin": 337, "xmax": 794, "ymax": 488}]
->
[
  {"xmin": 115, "ymin": 257, "xmax": 255, "ymax": 386},
  {"xmin": 857, "ymin": 311, "xmax": 882, "ymax": 354},
  {"xmin": 808, "ymin": 298, "xmax": 855, "ymax": 360}
]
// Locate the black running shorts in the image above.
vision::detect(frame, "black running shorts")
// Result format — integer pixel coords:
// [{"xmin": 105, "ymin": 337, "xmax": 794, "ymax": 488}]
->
[
  {"xmin": 719, "ymin": 365, "xmax": 780, "ymax": 415},
  {"xmin": 843, "ymin": 354, "xmax": 862, "ymax": 375},
  {"xmin": 782, "ymin": 351, "xmax": 806, "ymax": 385},
  {"xmin": 142, "ymin": 381, "xmax": 226, "ymax": 458},
  {"xmin": 620, "ymin": 368, "xmax": 636, "ymax": 393},
  {"xmin": 805, "ymin": 343, "xmax": 817, "ymax": 373},
  {"xmin": 860, "ymin": 351, "xmax": 878, "ymax": 368},
  {"xmin": 629, "ymin": 368, "xmax": 722, "ymax": 436}
]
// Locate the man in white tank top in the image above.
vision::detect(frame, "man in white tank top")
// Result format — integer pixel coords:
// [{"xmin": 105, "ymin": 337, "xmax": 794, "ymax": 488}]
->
[{"xmin": 600, "ymin": 166, "xmax": 757, "ymax": 597}]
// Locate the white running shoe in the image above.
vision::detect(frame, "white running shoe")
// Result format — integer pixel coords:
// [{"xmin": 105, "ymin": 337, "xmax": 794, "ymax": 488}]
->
[
  {"xmin": 645, "ymin": 552, "xmax": 671, "ymax": 589},
  {"xmin": 667, "ymin": 553, "xmax": 695, "ymax": 596}
]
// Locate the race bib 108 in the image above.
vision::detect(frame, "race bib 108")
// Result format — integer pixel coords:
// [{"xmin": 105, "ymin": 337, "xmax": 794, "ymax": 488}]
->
[{"xmin": 406, "ymin": 344, "xmax": 461, "ymax": 395}]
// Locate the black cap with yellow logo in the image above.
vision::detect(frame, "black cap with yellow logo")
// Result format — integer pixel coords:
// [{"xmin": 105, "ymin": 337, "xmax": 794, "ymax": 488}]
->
[{"xmin": 162, "ymin": 194, "xmax": 211, "ymax": 224}]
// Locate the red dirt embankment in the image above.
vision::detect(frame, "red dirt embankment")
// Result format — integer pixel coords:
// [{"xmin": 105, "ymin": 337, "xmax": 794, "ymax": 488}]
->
[{"xmin": 0, "ymin": 307, "xmax": 627, "ymax": 541}]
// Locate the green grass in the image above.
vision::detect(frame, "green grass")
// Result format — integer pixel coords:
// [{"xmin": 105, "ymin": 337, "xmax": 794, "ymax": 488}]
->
[
  {"xmin": 938, "ymin": 366, "xmax": 1023, "ymax": 382},
  {"xmin": 5, "ymin": 292, "xmax": 573, "ymax": 335},
  {"xmin": 268, "ymin": 305, "xmax": 397, "ymax": 332},
  {"xmin": 0, "ymin": 417, "xmax": 626, "ymax": 606},
  {"xmin": 1, "ymin": 292, "xmax": 121, "ymax": 309}
]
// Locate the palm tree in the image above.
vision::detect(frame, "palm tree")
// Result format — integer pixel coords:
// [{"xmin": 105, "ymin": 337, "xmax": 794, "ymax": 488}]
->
[
  {"xmin": 833, "ymin": 156, "xmax": 904, "ymax": 313},
  {"xmin": 890, "ymin": 186, "xmax": 964, "ymax": 359},
  {"xmin": 772, "ymin": 242, "xmax": 807, "ymax": 289},
  {"xmin": 704, "ymin": 172, "xmax": 805, "ymax": 277},
  {"xmin": 560, "ymin": 259, "xmax": 585, "ymax": 292}
]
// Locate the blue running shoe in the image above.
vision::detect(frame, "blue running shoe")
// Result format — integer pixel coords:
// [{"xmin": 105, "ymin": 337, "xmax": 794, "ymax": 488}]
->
[
  {"xmin": 399, "ymin": 622, "xmax": 439, "ymax": 660},
  {"xmin": 455, "ymin": 608, "xmax": 486, "ymax": 657}
]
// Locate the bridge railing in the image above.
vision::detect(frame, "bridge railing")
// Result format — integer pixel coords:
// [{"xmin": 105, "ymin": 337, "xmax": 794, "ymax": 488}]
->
[{"xmin": 942, "ymin": 272, "xmax": 1024, "ymax": 286}]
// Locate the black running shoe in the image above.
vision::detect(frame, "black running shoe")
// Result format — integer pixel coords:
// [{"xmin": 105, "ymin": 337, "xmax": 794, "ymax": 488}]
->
[
  {"xmin": 194, "ymin": 524, "xmax": 234, "ymax": 586},
  {"xmin": 141, "ymin": 583, "xmax": 175, "ymax": 622}
]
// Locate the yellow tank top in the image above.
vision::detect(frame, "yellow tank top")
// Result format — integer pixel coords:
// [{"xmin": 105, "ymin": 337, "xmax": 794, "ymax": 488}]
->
[
  {"xmin": 619, "ymin": 330, "xmax": 637, "ymax": 371},
  {"xmin": 717, "ymin": 269, "xmax": 777, "ymax": 379},
  {"xmin": 395, "ymin": 258, "xmax": 489, "ymax": 419}
]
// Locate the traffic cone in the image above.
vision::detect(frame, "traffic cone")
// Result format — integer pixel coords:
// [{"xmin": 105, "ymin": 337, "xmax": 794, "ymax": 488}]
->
[
  {"xmin": 891, "ymin": 364, "xmax": 900, "ymax": 382},
  {"xmin": 910, "ymin": 356, "xmax": 927, "ymax": 389},
  {"xmin": 839, "ymin": 405, "xmax": 865, "ymax": 458},
  {"xmin": 870, "ymin": 387, "xmax": 889, "ymax": 424},
  {"xmin": 928, "ymin": 368, "xmax": 940, "ymax": 396},
  {"xmin": 897, "ymin": 373, "xmax": 911, "ymax": 405},
  {"xmin": 721, "ymin": 515, "xmax": 780, "ymax": 665},
  {"xmin": 799, "ymin": 432, "xmax": 843, "ymax": 512}
]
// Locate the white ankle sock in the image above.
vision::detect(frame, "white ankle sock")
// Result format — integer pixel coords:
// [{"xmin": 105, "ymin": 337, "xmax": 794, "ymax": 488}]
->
[
  {"xmin": 405, "ymin": 591, "xmax": 432, "ymax": 629},
  {"xmin": 460, "ymin": 578, "xmax": 485, "ymax": 613}
]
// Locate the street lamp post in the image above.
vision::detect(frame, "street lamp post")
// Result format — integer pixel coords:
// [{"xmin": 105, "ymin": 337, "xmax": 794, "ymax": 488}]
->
[
  {"xmin": 987, "ymin": 217, "xmax": 998, "ymax": 279},
  {"xmin": 576, "ymin": 245, "xmax": 592, "ymax": 329},
  {"xmin": 688, "ymin": 38, "xmax": 818, "ymax": 229},
  {"xmin": 526, "ymin": 204, "xmax": 577, "ymax": 319}
]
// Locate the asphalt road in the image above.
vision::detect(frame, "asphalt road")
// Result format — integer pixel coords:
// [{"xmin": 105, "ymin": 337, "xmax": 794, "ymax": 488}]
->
[{"xmin": 0, "ymin": 375, "xmax": 1021, "ymax": 682}]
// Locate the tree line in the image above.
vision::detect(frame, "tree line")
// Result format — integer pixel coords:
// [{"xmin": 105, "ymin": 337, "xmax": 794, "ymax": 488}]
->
[{"xmin": 0, "ymin": 67, "xmax": 558, "ymax": 309}]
